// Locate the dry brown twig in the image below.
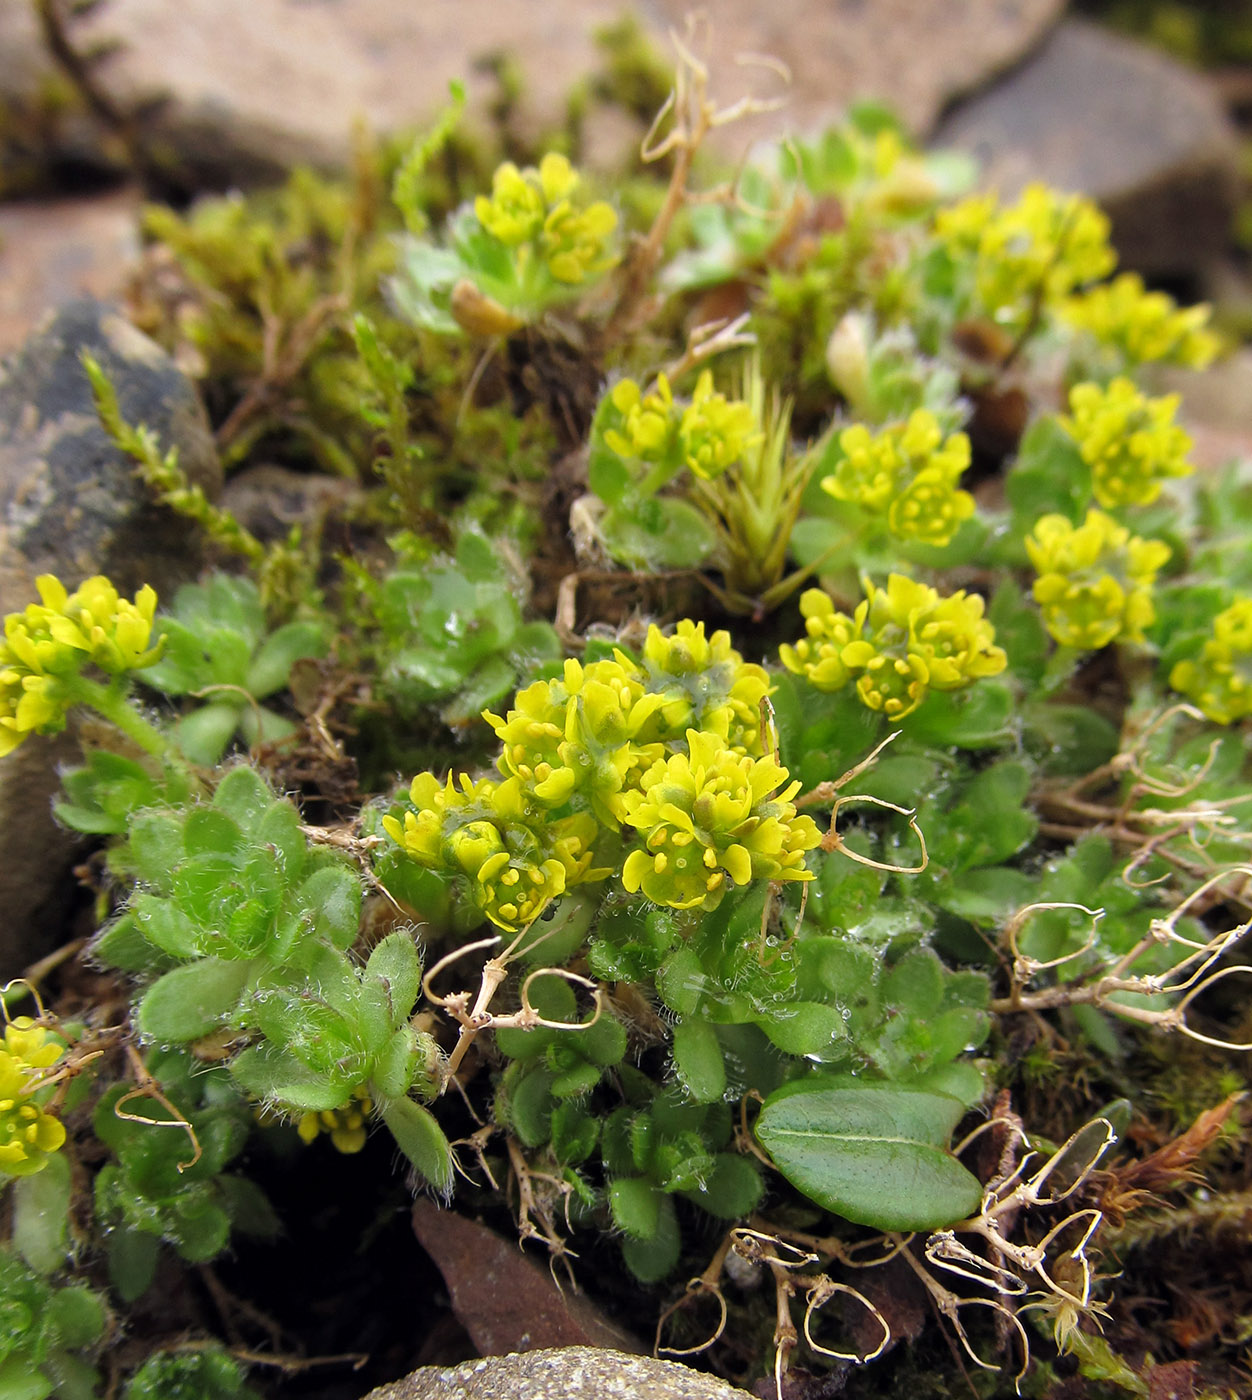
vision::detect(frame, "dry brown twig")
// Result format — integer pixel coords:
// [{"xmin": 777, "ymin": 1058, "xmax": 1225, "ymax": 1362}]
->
[
  {"xmin": 606, "ymin": 15, "xmax": 787, "ymax": 341},
  {"xmin": 421, "ymin": 921, "xmax": 606, "ymax": 1090}
]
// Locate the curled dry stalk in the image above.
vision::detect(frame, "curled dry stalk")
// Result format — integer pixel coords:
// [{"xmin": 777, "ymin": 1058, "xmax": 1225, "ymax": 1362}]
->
[
  {"xmin": 504, "ymin": 1135, "xmax": 581, "ymax": 1283},
  {"xmin": 1036, "ymin": 704, "xmax": 1252, "ymax": 892},
  {"xmin": 991, "ymin": 875, "xmax": 1252, "ymax": 1050},
  {"xmin": 664, "ymin": 1113, "xmax": 1129, "ymax": 1390},
  {"xmin": 605, "ymin": 15, "xmax": 787, "ymax": 341},
  {"xmin": 656, "ymin": 1224, "xmax": 890, "ymax": 1399},
  {"xmin": 421, "ymin": 917, "xmax": 607, "ymax": 1091},
  {"xmin": 797, "ymin": 732, "xmax": 930, "ymax": 876}
]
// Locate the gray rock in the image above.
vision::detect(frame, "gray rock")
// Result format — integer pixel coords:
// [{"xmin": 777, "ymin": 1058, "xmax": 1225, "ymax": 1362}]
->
[
  {"xmin": 363, "ymin": 1349, "xmax": 756, "ymax": 1400},
  {"xmin": 15, "ymin": 0, "xmax": 1064, "ymax": 188},
  {"xmin": 1152, "ymin": 348, "xmax": 1252, "ymax": 469},
  {"xmin": 933, "ymin": 19, "xmax": 1242, "ymax": 277},
  {"xmin": 0, "ymin": 189, "xmax": 143, "ymax": 356},
  {"xmin": 0, "ymin": 299, "xmax": 220, "ymax": 974},
  {"xmin": 217, "ymin": 462, "xmax": 360, "ymax": 545}
]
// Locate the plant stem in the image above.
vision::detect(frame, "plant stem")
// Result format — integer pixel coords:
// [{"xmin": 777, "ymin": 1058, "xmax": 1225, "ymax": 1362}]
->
[{"xmin": 69, "ymin": 676, "xmax": 170, "ymax": 759}]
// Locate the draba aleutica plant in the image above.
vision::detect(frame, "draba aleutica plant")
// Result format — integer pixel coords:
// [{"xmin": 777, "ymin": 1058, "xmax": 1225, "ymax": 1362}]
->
[{"xmin": 4, "ymin": 38, "xmax": 1252, "ymax": 1400}]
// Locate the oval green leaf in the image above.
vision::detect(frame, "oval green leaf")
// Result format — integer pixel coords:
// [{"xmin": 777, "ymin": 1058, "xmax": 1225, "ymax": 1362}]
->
[{"xmin": 756, "ymin": 1078, "xmax": 983, "ymax": 1231}]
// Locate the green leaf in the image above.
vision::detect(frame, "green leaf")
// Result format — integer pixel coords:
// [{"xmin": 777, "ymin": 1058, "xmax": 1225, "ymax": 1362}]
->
[
  {"xmin": 12, "ymin": 1153, "xmax": 71, "ymax": 1274},
  {"xmin": 380, "ymin": 1098, "xmax": 452, "ymax": 1190},
  {"xmin": 1006, "ymin": 415, "xmax": 1090, "ymax": 527},
  {"xmin": 621, "ymin": 1195, "xmax": 679, "ymax": 1282},
  {"xmin": 609, "ymin": 1176, "xmax": 662, "ymax": 1240},
  {"xmin": 598, "ymin": 497, "xmax": 718, "ymax": 571},
  {"xmin": 106, "ymin": 1227, "xmax": 160, "ymax": 1303},
  {"xmin": 245, "ymin": 621, "xmax": 327, "ymax": 699},
  {"xmin": 672, "ymin": 1021, "xmax": 726, "ymax": 1104},
  {"xmin": 756, "ymin": 1077, "xmax": 983, "ymax": 1231},
  {"xmin": 686, "ymin": 1153, "xmax": 763, "ymax": 1219},
  {"xmin": 171, "ymin": 1200, "xmax": 231, "ymax": 1261},
  {"xmin": 211, "ymin": 765, "xmax": 274, "ymax": 827},
  {"xmin": 137, "ymin": 959, "xmax": 252, "ymax": 1042},
  {"xmin": 91, "ymin": 912, "xmax": 164, "ymax": 973},
  {"xmin": 124, "ymin": 811, "xmax": 186, "ymax": 887},
  {"xmin": 0, "ymin": 1359, "xmax": 53, "ymax": 1400},
  {"xmin": 371, "ymin": 1027, "xmax": 419, "ymax": 1099},
  {"xmin": 46, "ymin": 1285, "xmax": 106, "ymax": 1348},
  {"xmin": 173, "ymin": 703, "xmax": 244, "ymax": 766},
  {"xmin": 229, "ymin": 1045, "xmax": 350, "ymax": 1112},
  {"xmin": 365, "ymin": 932, "xmax": 421, "ymax": 1025},
  {"xmin": 757, "ymin": 1002, "xmax": 847, "ymax": 1056},
  {"xmin": 498, "ymin": 1063, "xmax": 556, "ymax": 1146},
  {"xmin": 299, "ymin": 865, "xmax": 363, "ymax": 950}
]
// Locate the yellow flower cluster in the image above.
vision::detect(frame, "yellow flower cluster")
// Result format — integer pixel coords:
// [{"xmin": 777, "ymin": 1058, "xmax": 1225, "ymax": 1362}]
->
[
  {"xmin": 620, "ymin": 730, "xmax": 819, "ymax": 912},
  {"xmin": 1063, "ymin": 378, "xmax": 1193, "ymax": 509},
  {"xmin": 383, "ymin": 772, "xmax": 600, "ymax": 932},
  {"xmin": 0, "ymin": 1018, "xmax": 66, "ymax": 1178},
  {"xmin": 822, "ymin": 410, "xmax": 975, "ymax": 547},
  {"xmin": 1170, "ymin": 599, "xmax": 1252, "ymax": 725},
  {"xmin": 1026, "ymin": 509, "xmax": 1170, "ymax": 649},
  {"xmin": 0, "ymin": 574, "xmax": 161, "ymax": 757},
  {"xmin": 474, "ymin": 152, "xmax": 617, "ymax": 286},
  {"xmin": 298, "ymin": 1086, "xmax": 372, "ymax": 1154},
  {"xmin": 1061, "ymin": 272, "xmax": 1220, "ymax": 369},
  {"xmin": 934, "ymin": 184, "xmax": 1115, "ymax": 327},
  {"xmin": 386, "ymin": 621, "xmax": 818, "ymax": 924},
  {"xmin": 780, "ymin": 575, "xmax": 1007, "ymax": 720},
  {"xmin": 605, "ymin": 371, "xmax": 760, "ymax": 483}
]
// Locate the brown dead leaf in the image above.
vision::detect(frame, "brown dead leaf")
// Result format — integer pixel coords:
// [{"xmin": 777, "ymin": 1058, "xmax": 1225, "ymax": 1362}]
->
[
  {"xmin": 1099, "ymin": 1093, "xmax": 1244, "ymax": 1224},
  {"xmin": 411, "ymin": 1200, "xmax": 643, "ymax": 1358}
]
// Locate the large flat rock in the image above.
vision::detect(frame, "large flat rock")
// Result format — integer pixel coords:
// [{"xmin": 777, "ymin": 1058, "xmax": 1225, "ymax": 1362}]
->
[
  {"xmin": 0, "ymin": 299, "xmax": 219, "ymax": 975},
  {"xmin": 933, "ymin": 18, "xmax": 1241, "ymax": 276},
  {"xmin": 0, "ymin": 189, "xmax": 143, "ymax": 356},
  {"xmin": 363, "ymin": 1348, "xmax": 756, "ymax": 1400},
  {"xmin": 8, "ymin": 0, "xmax": 1064, "ymax": 187}
]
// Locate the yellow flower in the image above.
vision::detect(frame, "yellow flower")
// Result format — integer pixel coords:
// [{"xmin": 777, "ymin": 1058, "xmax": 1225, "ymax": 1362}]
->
[
  {"xmin": 298, "ymin": 1086, "xmax": 372, "ymax": 1154},
  {"xmin": 1061, "ymin": 272, "xmax": 1220, "ymax": 369},
  {"xmin": 935, "ymin": 184, "xmax": 1115, "ymax": 327},
  {"xmin": 474, "ymin": 162, "xmax": 544, "ymax": 246},
  {"xmin": 604, "ymin": 375, "xmax": 678, "ymax": 464},
  {"xmin": 619, "ymin": 730, "xmax": 819, "ymax": 912},
  {"xmin": 474, "ymin": 152, "xmax": 617, "ymax": 286},
  {"xmin": 50, "ymin": 576, "xmax": 161, "ymax": 673},
  {"xmin": 0, "ymin": 1018, "xmax": 66, "ymax": 1178},
  {"xmin": 779, "ymin": 589, "xmax": 862, "ymax": 693},
  {"xmin": 1062, "ymin": 378, "xmax": 1192, "ymax": 509},
  {"xmin": 0, "ymin": 574, "xmax": 161, "ymax": 757},
  {"xmin": 822, "ymin": 410, "xmax": 974, "ymax": 548},
  {"xmin": 780, "ymin": 576, "xmax": 1006, "ymax": 719},
  {"xmin": 486, "ymin": 656, "xmax": 663, "ymax": 826},
  {"xmin": 677, "ymin": 371, "xmax": 761, "ymax": 481},
  {"xmin": 1170, "ymin": 598, "xmax": 1252, "ymax": 725},
  {"xmin": 1026, "ymin": 509, "xmax": 1170, "ymax": 649},
  {"xmin": 635, "ymin": 621, "xmax": 771, "ymax": 756},
  {"xmin": 383, "ymin": 769, "xmax": 605, "ymax": 931}
]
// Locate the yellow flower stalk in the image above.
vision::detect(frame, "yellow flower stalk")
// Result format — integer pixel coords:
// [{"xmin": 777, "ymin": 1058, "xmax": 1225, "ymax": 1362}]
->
[
  {"xmin": 618, "ymin": 730, "xmax": 820, "ymax": 912},
  {"xmin": 474, "ymin": 152, "xmax": 617, "ymax": 288},
  {"xmin": 383, "ymin": 771, "xmax": 603, "ymax": 931},
  {"xmin": 1026, "ymin": 509, "xmax": 1170, "ymax": 649},
  {"xmin": 823, "ymin": 410, "xmax": 974, "ymax": 548},
  {"xmin": 1170, "ymin": 598, "xmax": 1252, "ymax": 725},
  {"xmin": 0, "ymin": 1018, "xmax": 66, "ymax": 1178},
  {"xmin": 934, "ymin": 183, "xmax": 1114, "ymax": 327},
  {"xmin": 1061, "ymin": 272, "xmax": 1220, "ymax": 369},
  {"xmin": 781, "ymin": 576, "xmax": 1006, "ymax": 719},
  {"xmin": 0, "ymin": 574, "xmax": 163, "ymax": 757},
  {"xmin": 1062, "ymin": 378, "xmax": 1192, "ymax": 509}
]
